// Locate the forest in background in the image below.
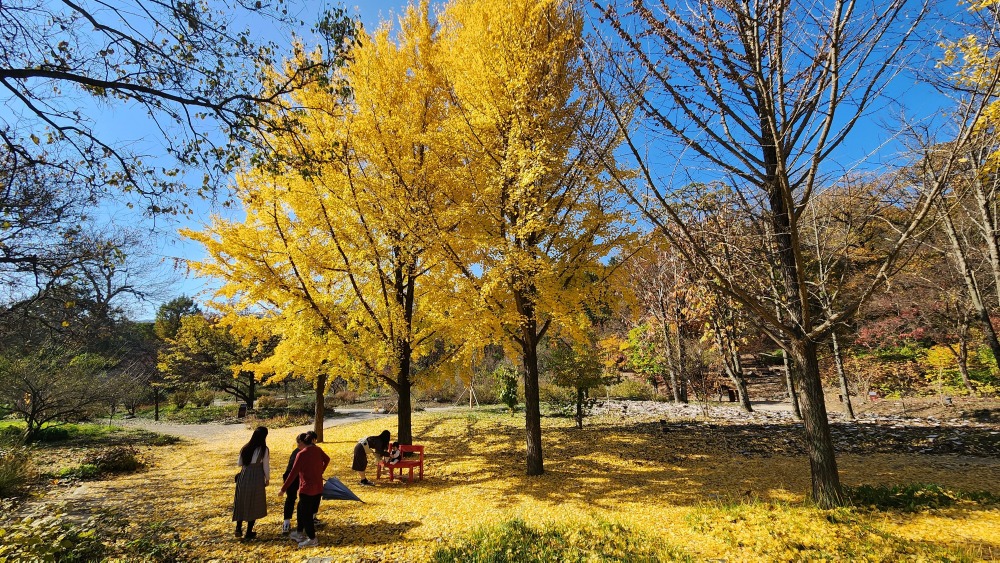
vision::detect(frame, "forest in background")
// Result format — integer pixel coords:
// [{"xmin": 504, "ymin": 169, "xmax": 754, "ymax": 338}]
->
[{"xmin": 2, "ymin": 0, "xmax": 1000, "ymax": 510}]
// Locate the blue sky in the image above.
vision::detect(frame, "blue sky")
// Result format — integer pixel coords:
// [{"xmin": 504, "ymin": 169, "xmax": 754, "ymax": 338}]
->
[
  {"xmin": 3, "ymin": 1, "xmax": 967, "ymax": 320},
  {"xmin": 124, "ymin": 1, "xmax": 416, "ymax": 320}
]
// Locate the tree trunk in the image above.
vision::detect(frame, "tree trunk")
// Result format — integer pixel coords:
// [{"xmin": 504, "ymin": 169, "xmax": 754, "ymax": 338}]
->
[
  {"xmin": 732, "ymin": 371, "xmax": 752, "ymax": 413},
  {"xmin": 712, "ymin": 322, "xmax": 752, "ymax": 412},
  {"xmin": 521, "ymin": 335, "xmax": 544, "ymax": 475},
  {"xmin": 658, "ymin": 311, "xmax": 681, "ymax": 403},
  {"xmin": 393, "ymin": 258, "xmax": 416, "ymax": 445},
  {"xmin": 674, "ymin": 319, "xmax": 688, "ymax": 404},
  {"xmin": 515, "ymin": 287, "xmax": 544, "ymax": 476},
  {"xmin": 937, "ymin": 201, "xmax": 1000, "ymax": 367},
  {"xmin": 248, "ymin": 375, "xmax": 256, "ymax": 410},
  {"xmin": 953, "ymin": 315, "xmax": 974, "ymax": 394},
  {"xmin": 729, "ymin": 349, "xmax": 751, "ymax": 412},
  {"xmin": 765, "ymin": 126, "xmax": 842, "ymax": 506},
  {"xmin": 575, "ymin": 387, "xmax": 584, "ymax": 429},
  {"xmin": 23, "ymin": 419, "xmax": 38, "ymax": 444},
  {"xmin": 396, "ymin": 353, "xmax": 413, "ymax": 445},
  {"xmin": 831, "ymin": 332, "xmax": 855, "ymax": 420},
  {"xmin": 313, "ymin": 372, "xmax": 327, "ymax": 442},
  {"xmin": 789, "ymin": 338, "xmax": 845, "ymax": 508},
  {"xmin": 784, "ymin": 352, "xmax": 802, "ymax": 420},
  {"xmin": 970, "ymin": 170, "xmax": 1000, "ymax": 329}
]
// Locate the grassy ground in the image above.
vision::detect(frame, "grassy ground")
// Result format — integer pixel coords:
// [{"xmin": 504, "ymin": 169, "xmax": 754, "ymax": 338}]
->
[{"xmin": 13, "ymin": 407, "xmax": 1000, "ymax": 562}]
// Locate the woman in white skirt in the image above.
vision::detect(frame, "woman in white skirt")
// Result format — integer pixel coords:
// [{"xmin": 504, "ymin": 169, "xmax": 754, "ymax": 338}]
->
[{"xmin": 233, "ymin": 426, "xmax": 270, "ymax": 540}]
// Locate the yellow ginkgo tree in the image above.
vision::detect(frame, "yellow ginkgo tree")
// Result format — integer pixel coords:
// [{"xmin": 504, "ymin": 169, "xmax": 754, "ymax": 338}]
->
[
  {"xmin": 185, "ymin": 3, "xmax": 465, "ymax": 444},
  {"xmin": 435, "ymin": 0, "xmax": 631, "ymax": 475}
]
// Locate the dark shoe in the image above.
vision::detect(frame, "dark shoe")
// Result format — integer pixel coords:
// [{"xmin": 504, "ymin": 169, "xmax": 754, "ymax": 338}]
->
[
  {"xmin": 234, "ymin": 526, "xmax": 243, "ymax": 538},
  {"xmin": 243, "ymin": 531, "xmax": 257, "ymax": 541},
  {"xmin": 359, "ymin": 479, "xmax": 374, "ymax": 486}
]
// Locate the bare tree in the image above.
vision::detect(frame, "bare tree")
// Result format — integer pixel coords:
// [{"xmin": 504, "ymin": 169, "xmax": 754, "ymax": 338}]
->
[
  {"xmin": 917, "ymin": 134, "xmax": 1000, "ymax": 369},
  {"xmin": 624, "ymin": 241, "xmax": 692, "ymax": 403},
  {"xmin": 801, "ymin": 177, "xmax": 914, "ymax": 419},
  {"xmin": 1, "ymin": 0, "xmax": 357, "ymax": 208},
  {"xmin": 588, "ymin": 0, "xmax": 976, "ymax": 507},
  {"xmin": 0, "ymin": 2, "xmax": 359, "ymax": 359},
  {"xmin": 0, "ymin": 345, "xmax": 113, "ymax": 442}
]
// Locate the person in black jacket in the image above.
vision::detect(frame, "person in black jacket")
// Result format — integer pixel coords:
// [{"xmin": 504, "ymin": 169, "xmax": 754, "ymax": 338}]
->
[
  {"xmin": 281, "ymin": 433, "xmax": 308, "ymax": 534},
  {"xmin": 352, "ymin": 429, "xmax": 390, "ymax": 486}
]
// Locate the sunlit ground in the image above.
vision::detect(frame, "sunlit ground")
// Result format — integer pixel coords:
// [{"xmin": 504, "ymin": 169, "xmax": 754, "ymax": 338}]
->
[{"xmin": 43, "ymin": 408, "xmax": 1000, "ymax": 562}]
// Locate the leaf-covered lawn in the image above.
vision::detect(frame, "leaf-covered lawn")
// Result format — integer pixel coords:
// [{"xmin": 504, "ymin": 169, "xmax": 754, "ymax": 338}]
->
[{"xmin": 40, "ymin": 408, "xmax": 1000, "ymax": 561}]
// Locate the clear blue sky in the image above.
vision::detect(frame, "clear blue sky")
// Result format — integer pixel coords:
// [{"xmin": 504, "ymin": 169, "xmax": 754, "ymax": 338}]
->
[
  {"xmin": 130, "ymin": 1, "xmax": 414, "ymax": 320},
  {"xmin": 58, "ymin": 1, "xmax": 962, "ymax": 320}
]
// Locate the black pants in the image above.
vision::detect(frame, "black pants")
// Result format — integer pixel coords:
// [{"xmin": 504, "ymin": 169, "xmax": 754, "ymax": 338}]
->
[
  {"xmin": 285, "ymin": 488, "xmax": 319, "ymax": 521},
  {"xmin": 283, "ymin": 489, "xmax": 298, "ymax": 520},
  {"xmin": 297, "ymin": 493, "xmax": 321, "ymax": 539}
]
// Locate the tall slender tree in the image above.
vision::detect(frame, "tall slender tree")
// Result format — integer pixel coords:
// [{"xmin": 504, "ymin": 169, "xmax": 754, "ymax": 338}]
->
[
  {"xmin": 590, "ymin": 0, "xmax": 968, "ymax": 507},
  {"xmin": 186, "ymin": 4, "xmax": 461, "ymax": 444},
  {"xmin": 435, "ymin": 0, "xmax": 630, "ymax": 475}
]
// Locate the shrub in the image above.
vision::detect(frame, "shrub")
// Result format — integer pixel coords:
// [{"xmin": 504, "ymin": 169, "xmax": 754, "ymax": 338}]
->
[
  {"xmin": 539, "ymin": 380, "xmax": 576, "ymax": 404},
  {"xmin": 170, "ymin": 390, "xmax": 189, "ymax": 409},
  {"xmin": 255, "ymin": 395, "xmax": 287, "ymax": 410},
  {"xmin": 83, "ymin": 445, "xmax": 144, "ymax": 474},
  {"xmin": 0, "ymin": 446, "xmax": 32, "ymax": 497},
  {"xmin": 0, "ymin": 425, "xmax": 22, "ymax": 445},
  {"xmin": 430, "ymin": 518, "xmax": 671, "ymax": 562},
  {"xmin": 190, "ymin": 388, "xmax": 215, "ymax": 408},
  {"xmin": 35, "ymin": 426, "xmax": 70, "ymax": 443},
  {"xmin": 288, "ymin": 397, "xmax": 315, "ymax": 415},
  {"xmin": 0, "ymin": 501, "xmax": 187, "ymax": 562},
  {"xmin": 245, "ymin": 411, "xmax": 312, "ymax": 429},
  {"xmin": 331, "ymin": 390, "xmax": 359, "ymax": 405},
  {"xmin": 161, "ymin": 405, "xmax": 230, "ymax": 424},
  {"xmin": 0, "ymin": 501, "xmax": 108, "ymax": 562},
  {"xmin": 606, "ymin": 379, "xmax": 654, "ymax": 400},
  {"xmin": 847, "ymin": 483, "xmax": 999, "ymax": 511},
  {"xmin": 55, "ymin": 464, "xmax": 101, "ymax": 480},
  {"xmin": 493, "ymin": 364, "xmax": 519, "ymax": 413}
]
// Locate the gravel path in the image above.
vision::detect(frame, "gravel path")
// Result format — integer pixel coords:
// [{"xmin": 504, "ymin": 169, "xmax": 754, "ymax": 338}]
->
[{"xmin": 114, "ymin": 408, "xmax": 392, "ymax": 442}]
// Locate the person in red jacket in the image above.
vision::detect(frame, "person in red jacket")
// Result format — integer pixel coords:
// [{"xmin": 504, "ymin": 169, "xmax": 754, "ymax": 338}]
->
[{"xmin": 280, "ymin": 437, "xmax": 330, "ymax": 548}]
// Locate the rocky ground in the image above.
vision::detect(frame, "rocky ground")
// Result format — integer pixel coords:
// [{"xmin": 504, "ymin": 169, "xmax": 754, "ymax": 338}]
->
[{"xmin": 587, "ymin": 398, "xmax": 1000, "ymax": 459}]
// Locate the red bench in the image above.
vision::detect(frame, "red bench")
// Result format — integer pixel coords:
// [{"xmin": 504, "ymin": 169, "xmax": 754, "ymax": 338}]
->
[{"xmin": 376, "ymin": 444, "xmax": 425, "ymax": 482}]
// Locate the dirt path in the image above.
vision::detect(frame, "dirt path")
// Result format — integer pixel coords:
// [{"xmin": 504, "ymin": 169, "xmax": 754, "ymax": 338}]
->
[
  {"xmin": 115, "ymin": 408, "xmax": 392, "ymax": 442},
  {"xmin": 42, "ymin": 409, "xmax": 393, "ymax": 519}
]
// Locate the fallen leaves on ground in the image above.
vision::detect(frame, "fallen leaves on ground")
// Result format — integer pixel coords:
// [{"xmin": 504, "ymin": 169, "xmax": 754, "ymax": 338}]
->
[{"xmin": 28, "ymin": 407, "xmax": 1000, "ymax": 562}]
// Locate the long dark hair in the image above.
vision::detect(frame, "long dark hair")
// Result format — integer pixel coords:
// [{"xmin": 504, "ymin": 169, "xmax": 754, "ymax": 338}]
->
[{"xmin": 240, "ymin": 426, "xmax": 269, "ymax": 465}]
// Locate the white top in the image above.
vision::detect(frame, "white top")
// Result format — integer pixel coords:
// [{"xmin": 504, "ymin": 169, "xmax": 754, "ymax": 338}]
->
[{"xmin": 236, "ymin": 447, "xmax": 271, "ymax": 482}]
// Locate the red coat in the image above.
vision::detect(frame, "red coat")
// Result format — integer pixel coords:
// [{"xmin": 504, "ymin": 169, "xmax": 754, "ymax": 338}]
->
[{"xmin": 280, "ymin": 444, "xmax": 330, "ymax": 496}]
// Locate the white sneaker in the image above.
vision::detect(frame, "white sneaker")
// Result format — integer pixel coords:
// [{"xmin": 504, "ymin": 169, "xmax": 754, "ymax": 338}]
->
[
  {"xmin": 289, "ymin": 531, "xmax": 306, "ymax": 542},
  {"xmin": 298, "ymin": 537, "xmax": 319, "ymax": 548},
  {"xmin": 281, "ymin": 521, "xmax": 291, "ymax": 534}
]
